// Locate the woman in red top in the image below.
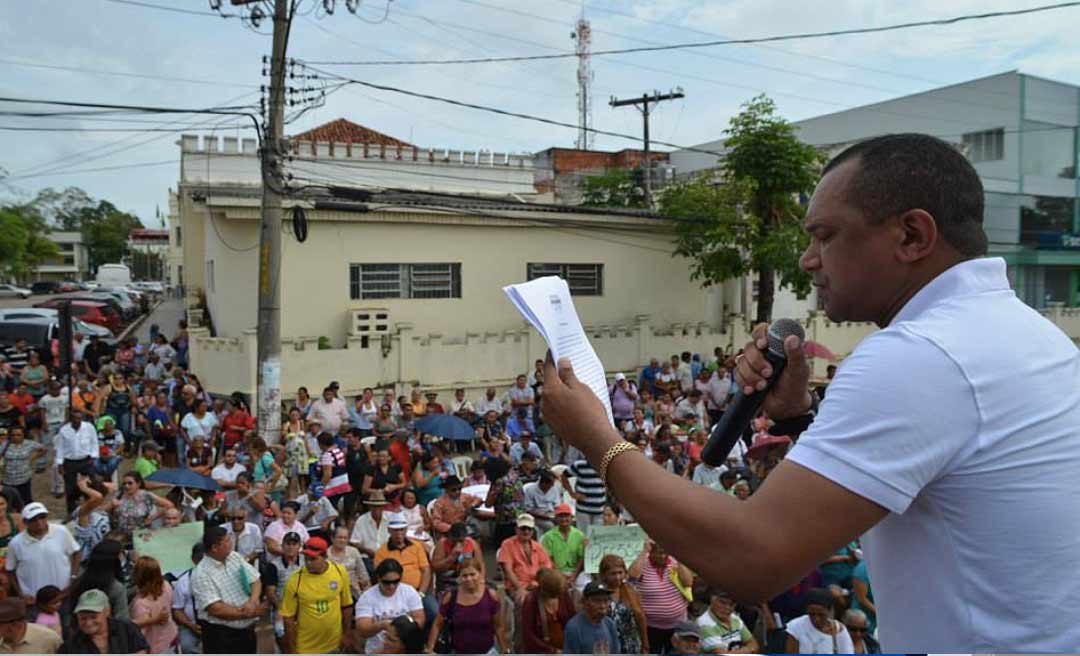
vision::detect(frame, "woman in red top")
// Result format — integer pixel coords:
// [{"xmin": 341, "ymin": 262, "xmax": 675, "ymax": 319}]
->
[{"xmin": 220, "ymin": 396, "xmax": 255, "ymax": 452}]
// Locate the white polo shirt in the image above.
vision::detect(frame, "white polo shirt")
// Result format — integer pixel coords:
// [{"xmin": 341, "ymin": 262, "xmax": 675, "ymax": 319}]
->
[
  {"xmin": 5, "ymin": 523, "xmax": 79, "ymax": 596},
  {"xmin": 788, "ymin": 257, "xmax": 1080, "ymax": 652}
]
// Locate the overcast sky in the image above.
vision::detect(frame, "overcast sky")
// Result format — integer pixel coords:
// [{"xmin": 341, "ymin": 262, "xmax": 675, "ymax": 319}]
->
[{"xmin": 1, "ymin": 0, "xmax": 1077, "ymax": 224}]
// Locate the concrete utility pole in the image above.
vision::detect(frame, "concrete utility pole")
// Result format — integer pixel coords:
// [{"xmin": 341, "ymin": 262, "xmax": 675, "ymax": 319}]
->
[
  {"xmin": 609, "ymin": 88, "xmax": 684, "ymax": 208},
  {"xmin": 256, "ymin": 0, "xmax": 289, "ymax": 443}
]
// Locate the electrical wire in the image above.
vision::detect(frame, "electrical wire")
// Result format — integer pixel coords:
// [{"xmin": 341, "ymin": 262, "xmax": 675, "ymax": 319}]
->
[
  {"xmin": 0, "ymin": 125, "xmax": 250, "ymax": 132},
  {"xmin": 352, "ymin": 0, "xmax": 391, "ymax": 24},
  {"xmin": 0, "ymin": 58, "xmax": 260, "ymax": 89},
  {"xmin": 101, "ymin": 0, "xmax": 239, "ymax": 18},
  {"xmin": 3, "ymin": 159, "xmax": 178, "ymax": 181},
  {"xmin": 302, "ymin": 1, "xmax": 1080, "ymax": 65}
]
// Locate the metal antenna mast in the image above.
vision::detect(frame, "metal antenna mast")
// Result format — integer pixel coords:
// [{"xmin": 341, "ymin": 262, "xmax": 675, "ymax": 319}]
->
[{"xmin": 571, "ymin": 8, "xmax": 593, "ymax": 150}]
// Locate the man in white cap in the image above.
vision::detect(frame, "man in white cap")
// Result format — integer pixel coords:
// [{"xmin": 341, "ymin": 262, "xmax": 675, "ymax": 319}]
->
[
  {"xmin": 63, "ymin": 589, "xmax": 148, "ymax": 654},
  {"xmin": 4, "ymin": 503, "xmax": 79, "ymax": 604},
  {"xmin": 374, "ymin": 512, "xmax": 434, "ymax": 623}
]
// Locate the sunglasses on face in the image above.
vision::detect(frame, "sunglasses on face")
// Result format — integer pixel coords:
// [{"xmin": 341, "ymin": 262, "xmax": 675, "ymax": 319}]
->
[
  {"xmin": 845, "ymin": 626, "xmax": 867, "ymax": 633},
  {"xmin": 380, "ymin": 578, "xmax": 401, "ymax": 586}
]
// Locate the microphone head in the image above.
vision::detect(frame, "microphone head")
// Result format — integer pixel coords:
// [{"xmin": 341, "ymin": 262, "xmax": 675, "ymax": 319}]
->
[{"xmin": 766, "ymin": 318, "xmax": 805, "ymax": 359}]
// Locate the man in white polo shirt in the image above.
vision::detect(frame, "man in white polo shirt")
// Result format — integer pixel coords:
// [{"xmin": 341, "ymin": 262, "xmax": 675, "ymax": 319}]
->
[
  {"xmin": 542, "ymin": 133, "xmax": 1080, "ymax": 652},
  {"xmin": 4, "ymin": 503, "xmax": 80, "ymax": 603}
]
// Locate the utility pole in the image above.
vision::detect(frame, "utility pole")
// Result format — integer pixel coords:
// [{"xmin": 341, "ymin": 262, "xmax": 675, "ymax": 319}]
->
[
  {"xmin": 609, "ymin": 88, "xmax": 684, "ymax": 208},
  {"xmin": 254, "ymin": 0, "xmax": 288, "ymax": 443}
]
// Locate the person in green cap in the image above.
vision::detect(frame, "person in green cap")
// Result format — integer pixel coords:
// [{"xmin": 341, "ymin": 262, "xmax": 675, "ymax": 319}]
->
[{"xmin": 60, "ymin": 588, "xmax": 148, "ymax": 654}]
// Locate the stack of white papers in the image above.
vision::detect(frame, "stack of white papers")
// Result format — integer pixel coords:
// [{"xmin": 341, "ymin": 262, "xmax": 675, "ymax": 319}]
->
[{"xmin": 503, "ymin": 276, "xmax": 615, "ymax": 428}]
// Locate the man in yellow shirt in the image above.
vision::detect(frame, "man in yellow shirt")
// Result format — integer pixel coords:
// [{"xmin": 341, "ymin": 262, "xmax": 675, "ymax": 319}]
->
[{"xmin": 280, "ymin": 537, "xmax": 354, "ymax": 654}]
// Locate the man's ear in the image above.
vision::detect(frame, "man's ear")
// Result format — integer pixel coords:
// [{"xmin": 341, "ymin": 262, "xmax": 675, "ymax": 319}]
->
[{"xmin": 893, "ymin": 209, "xmax": 938, "ymax": 264}]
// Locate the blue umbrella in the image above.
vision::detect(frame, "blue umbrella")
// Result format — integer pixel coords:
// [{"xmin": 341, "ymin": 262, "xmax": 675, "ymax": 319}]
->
[
  {"xmin": 415, "ymin": 414, "xmax": 476, "ymax": 442},
  {"xmin": 147, "ymin": 468, "xmax": 221, "ymax": 491}
]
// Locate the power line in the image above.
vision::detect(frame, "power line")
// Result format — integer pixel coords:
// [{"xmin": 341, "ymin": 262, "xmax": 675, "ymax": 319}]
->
[
  {"xmin": 3, "ymin": 159, "xmax": 177, "ymax": 181},
  {"xmin": 0, "ymin": 125, "xmax": 250, "ymax": 132},
  {"xmin": 302, "ymin": 1, "xmax": 1080, "ymax": 65},
  {"xmin": 101, "ymin": 0, "xmax": 238, "ymax": 18},
  {"xmin": 0, "ymin": 58, "xmax": 260, "ymax": 88}
]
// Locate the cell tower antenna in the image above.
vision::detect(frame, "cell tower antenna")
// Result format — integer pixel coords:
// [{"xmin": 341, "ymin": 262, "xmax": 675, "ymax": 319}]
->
[{"xmin": 571, "ymin": 4, "xmax": 593, "ymax": 150}]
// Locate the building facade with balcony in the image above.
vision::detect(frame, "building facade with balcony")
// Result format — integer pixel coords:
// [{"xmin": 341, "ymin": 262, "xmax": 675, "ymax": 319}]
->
[
  {"xmin": 672, "ymin": 71, "xmax": 1080, "ymax": 312},
  {"xmin": 34, "ymin": 231, "xmax": 89, "ymax": 282}
]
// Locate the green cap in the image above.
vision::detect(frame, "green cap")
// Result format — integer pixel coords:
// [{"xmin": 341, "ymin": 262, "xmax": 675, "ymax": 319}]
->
[{"xmin": 74, "ymin": 589, "xmax": 109, "ymax": 614}]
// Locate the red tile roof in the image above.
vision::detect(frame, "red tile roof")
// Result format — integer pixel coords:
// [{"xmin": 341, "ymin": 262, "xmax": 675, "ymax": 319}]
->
[{"xmin": 290, "ymin": 118, "xmax": 412, "ymax": 147}]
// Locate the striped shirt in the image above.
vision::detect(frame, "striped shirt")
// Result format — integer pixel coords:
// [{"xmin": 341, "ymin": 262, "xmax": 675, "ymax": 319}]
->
[
  {"xmin": 634, "ymin": 561, "xmax": 687, "ymax": 630},
  {"xmin": 2, "ymin": 346, "xmax": 30, "ymax": 374},
  {"xmin": 569, "ymin": 460, "xmax": 605, "ymax": 516},
  {"xmin": 1, "ymin": 439, "xmax": 42, "ymax": 485}
]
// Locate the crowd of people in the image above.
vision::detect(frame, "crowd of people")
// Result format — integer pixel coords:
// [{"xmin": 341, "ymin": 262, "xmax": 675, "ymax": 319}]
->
[{"xmin": 0, "ymin": 316, "xmax": 873, "ymax": 654}]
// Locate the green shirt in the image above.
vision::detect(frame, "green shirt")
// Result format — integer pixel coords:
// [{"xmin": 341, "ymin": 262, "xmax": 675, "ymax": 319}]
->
[
  {"xmin": 133, "ymin": 456, "xmax": 159, "ymax": 479},
  {"xmin": 540, "ymin": 525, "xmax": 586, "ymax": 574}
]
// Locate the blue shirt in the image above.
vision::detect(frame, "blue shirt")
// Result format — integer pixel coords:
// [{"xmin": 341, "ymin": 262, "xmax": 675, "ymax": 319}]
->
[
  {"xmin": 562, "ymin": 613, "xmax": 620, "ymax": 655},
  {"xmin": 505, "ymin": 416, "xmax": 535, "ymax": 440}
]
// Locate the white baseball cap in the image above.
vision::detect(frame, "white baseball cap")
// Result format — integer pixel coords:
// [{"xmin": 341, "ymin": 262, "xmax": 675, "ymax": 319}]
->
[
  {"xmin": 387, "ymin": 513, "xmax": 408, "ymax": 530},
  {"xmin": 614, "ymin": 372, "xmax": 626, "ymax": 382},
  {"xmin": 21, "ymin": 502, "xmax": 48, "ymax": 521}
]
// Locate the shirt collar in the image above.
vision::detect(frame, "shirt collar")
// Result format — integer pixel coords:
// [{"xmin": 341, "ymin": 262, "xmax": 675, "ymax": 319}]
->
[{"xmin": 890, "ymin": 257, "xmax": 1010, "ymax": 326}]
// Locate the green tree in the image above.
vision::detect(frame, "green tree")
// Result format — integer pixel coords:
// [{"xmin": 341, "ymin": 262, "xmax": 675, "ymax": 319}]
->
[
  {"xmin": 580, "ymin": 168, "xmax": 647, "ymax": 209},
  {"xmin": 664, "ymin": 95, "xmax": 821, "ymax": 323},
  {"xmin": 0, "ymin": 204, "xmax": 59, "ymax": 280},
  {"xmin": 23, "ymin": 187, "xmax": 143, "ymax": 273}
]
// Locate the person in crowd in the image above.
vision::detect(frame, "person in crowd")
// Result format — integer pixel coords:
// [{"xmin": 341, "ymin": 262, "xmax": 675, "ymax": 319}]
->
[
  {"xmin": 843, "ymin": 609, "xmax": 879, "ymax": 654},
  {"xmin": 784, "ymin": 588, "xmax": 854, "ymax": 654},
  {"xmin": 132, "ymin": 440, "xmax": 163, "ymax": 481},
  {"xmin": 295, "ymin": 482, "xmax": 338, "ymax": 539},
  {"xmin": 474, "ymin": 387, "xmax": 504, "ymax": 421},
  {"xmin": 505, "ymin": 406, "xmax": 535, "ymax": 442},
  {"xmin": 264, "ymin": 531, "xmax": 303, "ymax": 650},
  {"xmin": 224, "ymin": 473, "xmax": 267, "ymax": 526},
  {"xmin": 349, "ymin": 387, "xmax": 379, "ymax": 436},
  {"xmin": 328, "ymin": 525, "xmax": 370, "ymax": 598},
  {"xmin": 279, "ymin": 537, "xmax": 354, "ymax": 654},
  {"xmin": 60, "ymin": 589, "xmax": 148, "ymax": 655},
  {"xmin": 522, "ymin": 469, "xmax": 560, "ymax": 535},
  {"xmin": 423, "ymin": 391, "xmax": 444, "ymax": 415},
  {"xmin": 309, "ymin": 386, "xmax": 348, "ymax": 436},
  {"xmin": 508, "ymin": 374, "xmax": 536, "ymax": 418},
  {"xmin": 32, "ymin": 585, "xmax": 63, "ymax": 635},
  {"xmin": 350, "ymin": 491, "xmax": 390, "ymax": 573},
  {"xmin": 71, "ymin": 474, "xmax": 111, "ymax": 561},
  {"xmin": 371, "ymin": 404, "xmax": 397, "ymax": 445},
  {"xmin": 378, "ymin": 614, "xmax": 424, "ymax": 655},
  {"xmin": 520, "ymin": 567, "xmax": 575, "ymax": 653},
  {"xmin": 509, "ymin": 430, "xmax": 543, "ymax": 467},
  {"xmin": 669, "ymin": 620, "xmax": 706, "ymax": 656},
  {"xmin": 1, "ymin": 427, "xmax": 44, "ymax": 504},
  {"xmin": 341, "ymin": 429, "xmax": 371, "ymax": 520},
  {"xmin": 191, "ymin": 526, "xmax": 266, "ymax": 654},
  {"xmin": 144, "ymin": 392, "xmax": 177, "ymax": 467},
  {"xmin": 180, "ymin": 398, "xmax": 219, "ymax": 464},
  {"xmin": 5, "ymin": 503, "xmax": 79, "ymax": 603},
  {"xmin": 373, "ymin": 513, "xmax": 434, "ymax": 621},
  {"xmin": 610, "ymin": 372, "xmax": 639, "ymax": 424},
  {"xmin": 466, "ymin": 459, "xmax": 487, "ymax": 486},
  {"xmin": 540, "ymin": 504, "xmax": 586, "ymax": 585},
  {"xmin": 601, "ymin": 503, "xmax": 624, "ymax": 527},
  {"xmin": 424, "ymin": 558, "xmax": 506, "ymax": 654},
  {"xmin": 129, "ymin": 556, "xmax": 178, "ymax": 654},
  {"xmin": 598, "ymin": 554, "xmax": 648, "ymax": 654},
  {"xmin": 224, "ymin": 510, "xmax": 263, "ymax": 565},
  {"xmin": 93, "ymin": 372, "xmax": 134, "ymax": 437},
  {"xmin": 485, "ymin": 458, "xmax": 524, "ymax": 546},
  {"xmin": 316, "ymin": 431, "xmax": 350, "ymax": 510},
  {"xmin": 849, "ymin": 558, "xmax": 876, "ymax": 635},
  {"xmin": 397, "ymin": 489, "xmax": 432, "ymax": 547},
  {"xmin": 354, "ymin": 559, "xmax": 425, "ymax": 654},
  {"xmin": 564, "ymin": 458, "xmax": 605, "ymax": 534},
  {"xmin": 184, "ymin": 433, "xmax": 213, "ymax": 476},
  {"xmin": 388, "ymin": 427, "xmax": 413, "ymax": 476},
  {"xmin": 411, "ymin": 453, "xmax": 445, "ymax": 507},
  {"xmin": 219, "ymin": 396, "xmax": 254, "ymax": 454},
  {"xmin": 0, "ymin": 597, "xmax": 62, "ymax": 654},
  {"xmin": 449, "ymin": 388, "xmax": 476, "ymax": 424},
  {"xmin": 19, "ymin": 352, "xmax": 48, "ymax": 401},
  {"xmin": 697, "ymin": 586, "xmax": 759, "ymax": 654},
  {"xmin": 430, "ymin": 522, "xmax": 484, "ymax": 595},
  {"xmin": 149, "ymin": 334, "xmax": 176, "ymax": 368},
  {"xmin": 54, "ymin": 409, "xmax": 99, "ymax": 514},
  {"xmin": 564, "ymin": 581, "xmax": 621, "ymax": 654},
  {"xmin": 66, "ymin": 540, "xmax": 130, "ymax": 631},
  {"xmin": 629, "ymin": 539, "xmax": 692, "ymax": 654},
  {"xmin": 92, "ymin": 416, "xmax": 124, "ymax": 479},
  {"xmin": 820, "ymin": 541, "xmax": 859, "ymax": 589},
  {"xmin": 497, "ymin": 513, "xmax": 554, "ymax": 606},
  {"xmin": 37, "ymin": 383, "xmax": 67, "ymax": 494},
  {"xmin": 264, "ymin": 501, "xmax": 309, "ymax": 556},
  {"xmin": 170, "ymin": 543, "xmax": 205, "ymax": 655},
  {"xmin": 428, "ymin": 475, "xmax": 481, "ymax": 538},
  {"xmin": 362, "ymin": 442, "xmax": 407, "ymax": 505},
  {"xmin": 111, "ymin": 471, "xmax": 173, "ymax": 534},
  {"xmin": 210, "ymin": 448, "xmax": 244, "ymax": 490},
  {"xmin": 475, "ymin": 410, "xmax": 504, "ymax": 452}
]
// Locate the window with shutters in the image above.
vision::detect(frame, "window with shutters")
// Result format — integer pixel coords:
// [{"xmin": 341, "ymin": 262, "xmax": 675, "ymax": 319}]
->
[
  {"xmin": 349, "ymin": 263, "xmax": 461, "ymax": 300},
  {"xmin": 526, "ymin": 263, "xmax": 603, "ymax": 296},
  {"xmin": 961, "ymin": 128, "xmax": 1004, "ymax": 162}
]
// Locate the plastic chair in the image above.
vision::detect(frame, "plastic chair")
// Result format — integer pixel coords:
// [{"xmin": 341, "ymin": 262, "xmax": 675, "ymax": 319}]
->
[{"xmin": 451, "ymin": 455, "xmax": 472, "ymax": 480}]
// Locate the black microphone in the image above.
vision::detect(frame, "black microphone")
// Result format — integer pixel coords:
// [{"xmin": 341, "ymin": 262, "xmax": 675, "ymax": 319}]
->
[{"xmin": 701, "ymin": 318, "xmax": 805, "ymax": 467}]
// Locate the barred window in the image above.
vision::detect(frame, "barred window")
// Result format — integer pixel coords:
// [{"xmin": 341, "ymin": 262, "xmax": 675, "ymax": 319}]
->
[
  {"xmin": 526, "ymin": 263, "xmax": 603, "ymax": 296},
  {"xmin": 349, "ymin": 263, "xmax": 461, "ymax": 300}
]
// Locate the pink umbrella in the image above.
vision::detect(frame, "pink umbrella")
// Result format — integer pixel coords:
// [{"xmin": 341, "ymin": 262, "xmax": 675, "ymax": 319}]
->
[{"xmin": 803, "ymin": 340, "xmax": 838, "ymax": 361}]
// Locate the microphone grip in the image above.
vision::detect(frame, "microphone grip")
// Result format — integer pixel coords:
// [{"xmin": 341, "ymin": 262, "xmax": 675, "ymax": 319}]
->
[{"xmin": 700, "ymin": 349, "xmax": 788, "ymax": 467}]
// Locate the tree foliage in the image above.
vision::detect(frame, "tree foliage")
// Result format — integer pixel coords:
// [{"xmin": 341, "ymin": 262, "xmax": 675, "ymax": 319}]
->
[
  {"xmin": 0, "ymin": 204, "xmax": 60, "ymax": 280},
  {"xmin": 21, "ymin": 187, "xmax": 143, "ymax": 272},
  {"xmin": 663, "ymin": 95, "xmax": 821, "ymax": 323},
  {"xmin": 580, "ymin": 168, "xmax": 647, "ymax": 209}
]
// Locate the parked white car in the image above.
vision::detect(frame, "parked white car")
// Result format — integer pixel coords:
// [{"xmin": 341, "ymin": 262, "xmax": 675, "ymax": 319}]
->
[{"xmin": 0, "ymin": 284, "xmax": 31, "ymax": 299}]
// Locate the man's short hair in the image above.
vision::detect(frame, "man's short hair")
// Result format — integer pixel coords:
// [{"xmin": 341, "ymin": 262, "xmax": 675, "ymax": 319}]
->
[
  {"xmin": 203, "ymin": 525, "xmax": 228, "ymax": 552},
  {"xmin": 823, "ymin": 133, "xmax": 987, "ymax": 257}
]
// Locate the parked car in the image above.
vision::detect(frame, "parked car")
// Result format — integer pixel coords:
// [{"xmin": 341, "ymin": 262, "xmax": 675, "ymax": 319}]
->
[
  {"xmin": 57, "ymin": 281, "xmax": 80, "ymax": 293},
  {"xmin": 60, "ymin": 291, "xmax": 136, "ymax": 320},
  {"xmin": 0, "ymin": 317, "xmax": 115, "ymax": 362},
  {"xmin": 0, "ymin": 309, "xmax": 117, "ymax": 345},
  {"xmin": 34, "ymin": 299, "xmax": 123, "ymax": 334},
  {"xmin": 0, "ymin": 284, "xmax": 32, "ymax": 299},
  {"xmin": 30, "ymin": 281, "xmax": 60, "ymax": 296}
]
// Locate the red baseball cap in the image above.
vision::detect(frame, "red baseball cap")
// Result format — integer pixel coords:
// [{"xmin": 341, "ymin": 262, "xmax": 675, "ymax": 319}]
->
[
  {"xmin": 554, "ymin": 503, "xmax": 574, "ymax": 516},
  {"xmin": 302, "ymin": 537, "xmax": 329, "ymax": 558}
]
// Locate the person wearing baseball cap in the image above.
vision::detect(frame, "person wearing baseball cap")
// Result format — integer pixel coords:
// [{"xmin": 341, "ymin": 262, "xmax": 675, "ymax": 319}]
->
[
  {"xmin": 496, "ymin": 513, "xmax": 553, "ymax": 605},
  {"xmin": 65, "ymin": 589, "xmax": 149, "ymax": 654},
  {"xmin": 374, "ymin": 513, "xmax": 433, "ymax": 617},
  {"xmin": 6, "ymin": 503, "xmax": 79, "ymax": 603},
  {"xmin": 279, "ymin": 537, "xmax": 354, "ymax": 654},
  {"xmin": 0, "ymin": 597, "xmax": 61, "ymax": 654},
  {"xmin": 670, "ymin": 620, "xmax": 704, "ymax": 655},
  {"xmin": 563, "ymin": 581, "xmax": 621, "ymax": 654},
  {"xmin": 540, "ymin": 503, "xmax": 586, "ymax": 584}
]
